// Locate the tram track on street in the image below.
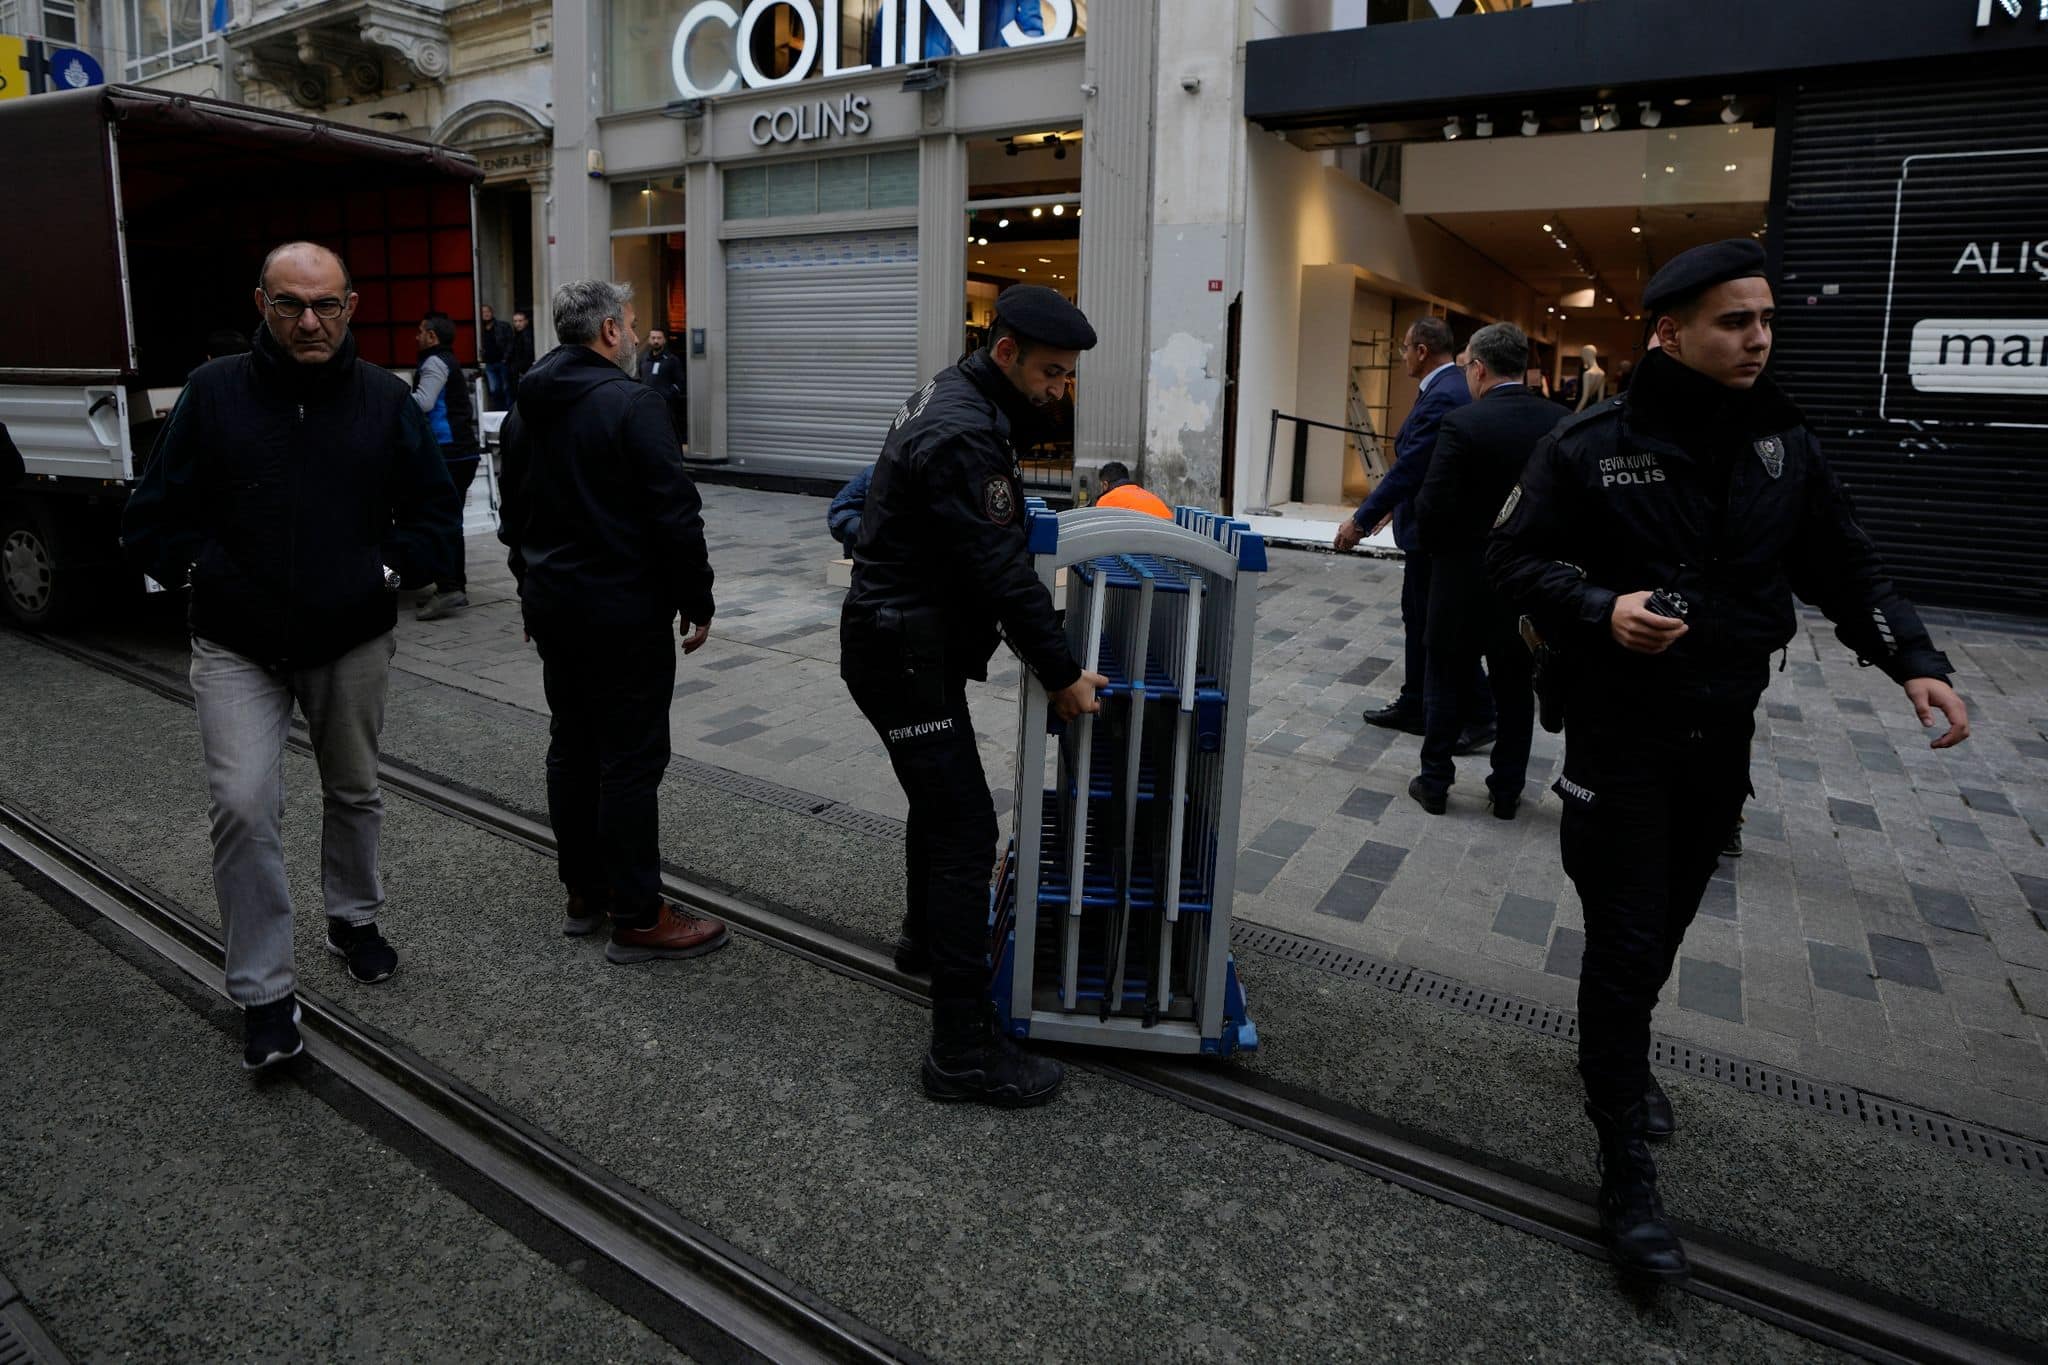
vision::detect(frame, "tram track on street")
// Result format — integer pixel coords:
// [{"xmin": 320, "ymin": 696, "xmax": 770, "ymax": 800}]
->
[{"xmin": 13, "ymin": 628, "xmax": 2048, "ymax": 1365}]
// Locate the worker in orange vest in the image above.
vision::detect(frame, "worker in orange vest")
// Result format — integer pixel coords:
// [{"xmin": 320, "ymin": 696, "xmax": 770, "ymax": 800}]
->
[{"xmin": 1091, "ymin": 461, "xmax": 1172, "ymax": 518}]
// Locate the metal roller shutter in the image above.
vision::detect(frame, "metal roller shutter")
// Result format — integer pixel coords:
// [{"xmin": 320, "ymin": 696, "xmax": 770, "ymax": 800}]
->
[
  {"xmin": 1773, "ymin": 66, "xmax": 2048, "ymax": 612},
  {"xmin": 724, "ymin": 228, "xmax": 920, "ymax": 477}
]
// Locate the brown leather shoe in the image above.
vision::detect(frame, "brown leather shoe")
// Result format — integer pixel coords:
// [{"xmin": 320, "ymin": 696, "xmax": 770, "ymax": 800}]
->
[{"xmin": 605, "ymin": 903, "xmax": 731, "ymax": 964}]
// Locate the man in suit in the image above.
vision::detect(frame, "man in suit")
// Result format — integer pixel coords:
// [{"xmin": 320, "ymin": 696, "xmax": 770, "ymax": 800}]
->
[
  {"xmin": 1409, "ymin": 322, "xmax": 1558, "ymax": 817},
  {"xmin": 1337, "ymin": 317, "xmax": 1491, "ymax": 747},
  {"xmin": 638, "ymin": 327, "xmax": 689, "ymax": 446}
]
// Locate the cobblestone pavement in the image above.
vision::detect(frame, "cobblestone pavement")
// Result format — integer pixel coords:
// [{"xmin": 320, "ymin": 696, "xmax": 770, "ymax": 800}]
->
[{"xmin": 399, "ymin": 484, "xmax": 2048, "ymax": 1136}]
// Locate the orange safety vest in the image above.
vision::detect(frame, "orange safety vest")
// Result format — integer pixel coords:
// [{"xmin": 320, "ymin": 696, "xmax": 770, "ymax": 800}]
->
[{"xmin": 1094, "ymin": 483, "xmax": 1172, "ymax": 519}]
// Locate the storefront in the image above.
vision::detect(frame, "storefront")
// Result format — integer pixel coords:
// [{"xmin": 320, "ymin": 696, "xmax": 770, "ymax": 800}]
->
[
  {"xmin": 1243, "ymin": 0, "xmax": 2048, "ymax": 610},
  {"xmin": 581, "ymin": 0, "xmax": 1123, "ymax": 488}
]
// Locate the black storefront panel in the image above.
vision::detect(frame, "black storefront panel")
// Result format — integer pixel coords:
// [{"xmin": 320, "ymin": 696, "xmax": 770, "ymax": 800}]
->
[{"xmin": 1774, "ymin": 67, "xmax": 2048, "ymax": 612}]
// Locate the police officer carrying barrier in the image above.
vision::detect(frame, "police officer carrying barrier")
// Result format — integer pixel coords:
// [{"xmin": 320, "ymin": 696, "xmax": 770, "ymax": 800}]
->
[
  {"xmin": 1488, "ymin": 239, "xmax": 1969, "ymax": 1280},
  {"xmin": 842, "ymin": 285, "xmax": 1108, "ymax": 1108}
]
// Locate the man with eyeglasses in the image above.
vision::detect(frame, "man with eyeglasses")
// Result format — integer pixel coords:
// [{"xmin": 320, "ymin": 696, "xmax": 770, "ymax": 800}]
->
[{"xmin": 123, "ymin": 241, "xmax": 460, "ymax": 1073}]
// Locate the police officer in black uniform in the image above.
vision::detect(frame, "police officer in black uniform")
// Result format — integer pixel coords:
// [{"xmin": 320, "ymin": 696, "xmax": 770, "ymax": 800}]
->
[
  {"xmin": 842, "ymin": 285, "xmax": 1109, "ymax": 1108},
  {"xmin": 1488, "ymin": 240, "xmax": 1969, "ymax": 1279}
]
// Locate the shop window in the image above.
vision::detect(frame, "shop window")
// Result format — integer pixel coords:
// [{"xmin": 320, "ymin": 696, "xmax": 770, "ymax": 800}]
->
[
  {"xmin": 612, "ymin": 231, "xmax": 689, "ymax": 339},
  {"xmin": 611, "ymin": 177, "xmax": 688, "ymax": 230},
  {"xmin": 0, "ymin": 0, "xmax": 79, "ymax": 43},
  {"xmin": 723, "ymin": 149, "xmax": 919, "ymax": 222},
  {"xmin": 122, "ymin": 0, "xmax": 210, "ymax": 79}
]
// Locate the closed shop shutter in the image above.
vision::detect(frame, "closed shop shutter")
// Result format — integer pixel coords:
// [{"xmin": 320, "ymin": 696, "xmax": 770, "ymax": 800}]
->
[
  {"xmin": 1773, "ymin": 65, "xmax": 2048, "ymax": 611},
  {"xmin": 724, "ymin": 228, "xmax": 920, "ymax": 478}
]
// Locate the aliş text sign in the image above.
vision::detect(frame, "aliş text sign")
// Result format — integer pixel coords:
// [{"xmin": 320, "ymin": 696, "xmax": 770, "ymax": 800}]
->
[
  {"xmin": 672, "ymin": 0, "xmax": 1075, "ymax": 100},
  {"xmin": 1881, "ymin": 147, "xmax": 2048, "ymax": 427}
]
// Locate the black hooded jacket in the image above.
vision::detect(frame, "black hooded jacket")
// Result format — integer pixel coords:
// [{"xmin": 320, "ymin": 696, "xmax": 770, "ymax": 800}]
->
[
  {"xmin": 1486, "ymin": 347, "xmax": 1950, "ymax": 724},
  {"xmin": 497, "ymin": 343, "xmax": 714, "ymax": 629},
  {"xmin": 121, "ymin": 325, "xmax": 459, "ymax": 669},
  {"xmin": 841, "ymin": 349, "xmax": 1078, "ymax": 691}
]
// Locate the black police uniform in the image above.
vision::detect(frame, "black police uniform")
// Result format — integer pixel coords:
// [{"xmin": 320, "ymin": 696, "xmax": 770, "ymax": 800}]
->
[
  {"xmin": 841, "ymin": 287, "xmax": 1092, "ymax": 1101},
  {"xmin": 1487, "ymin": 242, "xmax": 1952, "ymax": 1276}
]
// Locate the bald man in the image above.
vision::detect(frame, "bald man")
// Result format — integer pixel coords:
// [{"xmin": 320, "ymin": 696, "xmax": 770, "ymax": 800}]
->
[{"xmin": 125, "ymin": 241, "xmax": 461, "ymax": 1072}]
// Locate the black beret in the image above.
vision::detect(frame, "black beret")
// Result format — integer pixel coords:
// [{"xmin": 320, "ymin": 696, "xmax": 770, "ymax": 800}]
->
[
  {"xmin": 994, "ymin": 285, "xmax": 1097, "ymax": 350},
  {"xmin": 1641, "ymin": 238, "xmax": 1769, "ymax": 318}
]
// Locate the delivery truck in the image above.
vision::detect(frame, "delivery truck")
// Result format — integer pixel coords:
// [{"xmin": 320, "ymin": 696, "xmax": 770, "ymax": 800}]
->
[{"xmin": 0, "ymin": 84, "xmax": 484, "ymax": 626}]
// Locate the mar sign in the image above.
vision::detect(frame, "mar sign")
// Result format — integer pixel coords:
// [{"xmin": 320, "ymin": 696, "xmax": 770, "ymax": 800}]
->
[{"xmin": 1881, "ymin": 146, "xmax": 2048, "ymax": 429}]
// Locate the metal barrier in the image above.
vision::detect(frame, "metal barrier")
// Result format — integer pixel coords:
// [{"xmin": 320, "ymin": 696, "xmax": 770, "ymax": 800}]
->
[{"xmin": 1248, "ymin": 408, "xmax": 1384, "ymax": 516}]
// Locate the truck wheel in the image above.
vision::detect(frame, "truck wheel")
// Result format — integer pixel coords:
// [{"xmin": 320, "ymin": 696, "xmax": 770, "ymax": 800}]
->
[{"xmin": 0, "ymin": 498, "xmax": 80, "ymax": 629}]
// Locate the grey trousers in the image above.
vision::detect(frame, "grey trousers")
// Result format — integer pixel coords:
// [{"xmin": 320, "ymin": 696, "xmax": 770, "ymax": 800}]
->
[{"xmin": 189, "ymin": 632, "xmax": 395, "ymax": 1007}]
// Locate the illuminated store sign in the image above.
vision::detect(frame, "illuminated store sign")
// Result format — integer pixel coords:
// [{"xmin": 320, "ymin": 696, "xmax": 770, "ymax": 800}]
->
[{"xmin": 672, "ymin": 0, "xmax": 1076, "ymax": 99}]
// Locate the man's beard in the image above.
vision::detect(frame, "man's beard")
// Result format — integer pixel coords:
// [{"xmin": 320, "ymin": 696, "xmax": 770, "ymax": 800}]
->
[{"xmin": 616, "ymin": 338, "xmax": 639, "ymax": 373}]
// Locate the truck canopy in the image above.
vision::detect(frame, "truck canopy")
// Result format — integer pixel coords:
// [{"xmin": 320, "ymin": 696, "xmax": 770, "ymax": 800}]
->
[{"xmin": 0, "ymin": 85, "xmax": 484, "ymax": 383}]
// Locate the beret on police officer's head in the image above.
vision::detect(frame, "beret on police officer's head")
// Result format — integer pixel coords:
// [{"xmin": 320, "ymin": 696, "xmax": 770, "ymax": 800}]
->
[
  {"xmin": 1641, "ymin": 238, "xmax": 1770, "ymax": 319},
  {"xmin": 994, "ymin": 285, "xmax": 1098, "ymax": 351}
]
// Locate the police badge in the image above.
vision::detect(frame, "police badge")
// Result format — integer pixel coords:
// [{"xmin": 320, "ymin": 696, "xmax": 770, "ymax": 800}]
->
[
  {"xmin": 983, "ymin": 475, "xmax": 1015, "ymax": 525},
  {"xmin": 1754, "ymin": 435, "xmax": 1785, "ymax": 479},
  {"xmin": 1493, "ymin": 484, "xmax": 1522, "ymax": 528}
]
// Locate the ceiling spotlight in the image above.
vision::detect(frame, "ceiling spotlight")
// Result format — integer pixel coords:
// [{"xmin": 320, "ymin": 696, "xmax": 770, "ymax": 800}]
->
[
  {"xmin": 1579, "ymin": 105, "xmax": 1597, "ymax": 133},
  {"xmin": 1354, "ymin": 125, "xmax": 1371, "ymax": 145},
  {"xmin": 1004, "ymin": 139, "xmax": 1020, "ymax": 157},
  {"xmin": 998, "ymin": 217, "xmax": 1009, "ymax": 228},
  {"xmin": 1598, "ymin": 104, "xmax": 1619, "ymax": 132},
  {"xmin": 1051, "ymin": 203, "xmax": 1065, "ymax": 216},
  {"xmin": 1671, "ymin": 97, "xmax": 1693, "ymax": 107},
  {"xmin": 1664, "ymin": 164, "xmax": 1676, "ymax": 174},
  {"xmin": 1724, "ymin": 162, "xmax": 1739, "ymax": 172},
  {"xmin": 975, "ymin": 259, "xmax": 985, "ymax": 264},
  {"xmin": 1559, "ymin": 313, "xmax": 1569, "ymax": 321},
  {"xmin": 1720, "ymin": 94, "xmax": 1741, "ymax": 124},
  {"xmin": 1050, "ymin": 135, "xmax": 1066, "ymax": 160},
  {"xmin": 1017, "ymin": 267, "xmax": 1026, "ymax": 274},
  {"xmin": 1443, "ymin": 116, "xmax": 1461, "ymax": 140},
  {"xmin": 1631, "ymin": 225, "xmax": 1642, "ymax": 234},
  {"xmin": 1546, "ymin": 306, "xmax": 1556, "ymax": 314},
  {"xmin": 1541, "ymin": 221, "xmax": 1553, "ymax": 232},
  {"xmin": 977, "ymin": 236, "xmax": 988, "ymax": 245},
  {"xmin": 1037, "ymin": 257, "xmax": 1052, "ymax": 263},
  {"xmin": 1638, "ymin": 100, "xmax": 1662, "ymax": 128},
  {"xmin": 1031, "ymin": 206, "xmax": 1043, "ymax": 217},
  {"xmin": 1520, "ymin": 109, "xmax": 1539, "ymax": 137},
  {"xmin": 1474, "ymin": 113, "xmax": 1493, "ymax": 138}
]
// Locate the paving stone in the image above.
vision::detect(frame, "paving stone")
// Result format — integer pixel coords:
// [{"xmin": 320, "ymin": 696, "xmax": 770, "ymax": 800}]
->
[
  {"xmin": 1835, "ymin": 696, "xmax": 1876, "ymax": 716},
  {"xmin": 1856, "ymin": 748, "xmax": 1907, "ymax": 776},
  {"xmin": 1910, "ymin": 883, "xmax": 1984, "ymax": 935},
  {"xmin": 1678, "ymin": 957, "xmax": 1744, "ymax": 1022},
  {"xmin": 1337, "ymin": 787, "xmax": 1393, "ymax": 822},
  {"xmin": 1807, "ymin": 940, "xmax": 1879, "ymax": 1000},
  {"xmin": 1744, "ymin": 808, "xmax": 1785, "ymax": 842},
  {"xmin": 1313, "ymin": 874, "xmax": 1383, "ymax": 923},
  {"xmin": 1235, "ymin": 850, "xmax": 1287, "ymax": 896},
  {"xmin": 1777, "ymin": 757, "xmax": 1822, "ymax": 783},
  {"xmin": 1696, "ymin": 876, "xmax": 1738, "ymax": 922},
  {"xmin": 1491, "ymin": 893, "xmax": 1554, "ymax": 946},
  {"xmin": 1343, "ymin": 840, "xmax": 1409, "ymax": 883},
  {"xmin": 1847, "ymin": 729, "xmax": 1892, "ymax": 753},
  {"xmin": 1542, "ymin": 926, "xmax": 1584, "ymax": 980},
  {"xmin": 1766, "ymin": 701, "xmax": 1802, "ymax": 722},
  {"xmin": 1929, "ymin": 816, "xmax": 1992, "ymax": 851},
  {"xmin": 1829, "ymin": 798, "xmax": 1883, "ymax": 831},
  {"xmin": 1867, "ymin": 933, "xmax": 1943, "ymax": 992},
  {"xmin": 1249, "ymin": 819, "xmax": 1316, "ymax": 860},
  {"xmin": 1958, "ymin": 785, "xmax": 2019, "ymax": 818},
  {"xmin": 2016, "ymin": 872, "xmax": 2048, "ymax": 915},
  {"xmin": 701, "ymin": 721, "xmax": 770, "ymax": 746}
]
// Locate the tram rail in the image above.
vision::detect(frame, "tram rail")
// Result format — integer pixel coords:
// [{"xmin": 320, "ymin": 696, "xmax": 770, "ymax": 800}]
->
[{"xmin": 10, "ymin": 628, "xmax": 2046, "ymax": 1365}]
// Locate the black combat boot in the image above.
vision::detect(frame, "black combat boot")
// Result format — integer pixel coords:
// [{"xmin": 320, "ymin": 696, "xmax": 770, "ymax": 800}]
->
[
  {"xmin": 1643, "ymin": 1075, "xmax": 1676, "ymax": 1141},
  {"xmin": 892, "ymin": 910, "xmax": 931, "ymax": 976},
  {"xmin": 922, "ymin": 999, "xmax": 1064, "ymax": 1108},
  {"xmin": 1586, "ymin": 1100, "xmax": 1690, "ymax": 1280}
]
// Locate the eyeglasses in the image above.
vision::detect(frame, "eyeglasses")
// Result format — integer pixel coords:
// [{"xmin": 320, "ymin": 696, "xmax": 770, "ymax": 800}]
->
[{"xmin": 264, "ymin": 293, "xmax": 347, "ymax": 320}]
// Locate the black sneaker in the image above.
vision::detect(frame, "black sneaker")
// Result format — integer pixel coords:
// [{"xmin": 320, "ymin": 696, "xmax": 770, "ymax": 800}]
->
[
  {"xmin": 326, "ymin": 917, "xmax": 398, "ymax": 984},
  {"xmin": 892, "ymin": 933, "xmax": 932, "ymax": 975},
  {"xmin": 921, "ymin": 1035, "xmax": 1065, "ymax": 1108},
  {"xmin": 243, "ymin": 996, "xmax": 304, "ymax": 1071}
]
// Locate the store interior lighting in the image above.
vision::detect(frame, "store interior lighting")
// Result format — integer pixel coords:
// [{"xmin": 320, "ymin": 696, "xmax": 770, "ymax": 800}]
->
[
  {"xmin": 998, "ymin": 217, "xmax": 1009, "ymax": 228},
  {"xmin": 1049, "ymin": 134, "xmax": 1065, "ymax": 160},
  {"xmin": 1721, "ymin": 94, "xmax": 1742, "ymax": 124},
  {"xmin": 1520, "ymin": 109, "xmax": 1539, "ymax": 137},
  {"xmin": 1051, "ymin": 203, "xmax": 1065, "ymax": 215},
  {"xmin": 1638, "ymin": 100, "xmax": 1662, "ymax": 128},
  {"xmin": 1579, "ymin": 105, "xmax": 1597, "ymax": 133},
  {"xmin": 1443, "ymin": 116, "xmax": 1461, "ymax": 140},
  {"xmin": 1031, "ymin": 206, "xmax": 1043, "ymax": 217},
  {"xmin": 1598, "ymin": 104, "xmax": 1620, "ymax": 132},
  {"xmin": 1474, "ymin": 113, "xmax": 1493, "ymax": 138},
  {"xmin": 1354, "ymin": 125, "xmax": 1371, "ymax": 145}
]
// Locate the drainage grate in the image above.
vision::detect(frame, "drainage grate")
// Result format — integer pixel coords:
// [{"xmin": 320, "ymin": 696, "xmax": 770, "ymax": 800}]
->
[
  {"xmin": 0, "ymin": 1271, "xmax": 68, "ymax": 1365},
  {"xmin": 1230, "ymin": 920, "xmax": 2048, "ymax": 1177},
  {"xmin": 810, "ymin": 804, "xmax": 909, "ymax": 840}
]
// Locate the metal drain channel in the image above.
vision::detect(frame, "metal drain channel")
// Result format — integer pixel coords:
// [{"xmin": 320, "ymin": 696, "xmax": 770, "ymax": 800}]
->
[
  {"xmin": 0, "ymin": 1271, "xmax": 69, "ymax": 1365},
  {"xmin": 1230, "ymin": 922, "xmax": 2048, "ymax": 1177}
]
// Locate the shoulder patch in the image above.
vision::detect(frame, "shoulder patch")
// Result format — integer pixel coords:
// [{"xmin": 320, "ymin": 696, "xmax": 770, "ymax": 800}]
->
[
  {"xmin": 1493, "ymin": 484, "xmax": 1522, "ymax": 528},
  {"xmin": 1754, "ymin": 434, "xmax": 1786, "ymax": 479},
  {"xmin": 1552, "ymin": 397, "xmax": 1622, "ymax": 440},
  {"xmin": 983, "ymin": 475, "xmax": 1016, "ymax": 525}
]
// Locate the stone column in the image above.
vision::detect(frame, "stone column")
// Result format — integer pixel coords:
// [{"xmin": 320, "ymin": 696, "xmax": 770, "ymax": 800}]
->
[{"xmin": 916, "ymin": 128, "xmax": 966, "ymax": 383}]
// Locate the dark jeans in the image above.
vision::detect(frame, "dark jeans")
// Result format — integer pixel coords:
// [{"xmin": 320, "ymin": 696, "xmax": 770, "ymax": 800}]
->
[
  {"xmin": 1418, "ymin": 558, "xmax": 1531, "ymax": 797},
  {"xmin": 847, "ymin": 671, "xmax": 998, "ymax": 1007},
  {"xmin": 484, "ymin": 362, "xmax": 510, "ymax": 410},
  {"xmin": 530, "ymin": 618, "xmax": 677, "ymax": 926},
  {"xmin": 442, "ymin": 457, "xmax": 479, "ymax": 590},
  {"xmin": 1399, "ymin": 547, "xmax": 1492, "ymax": 725},
  {"xmin": 1557, "ymin": 715, "xmax": 1753, "ymax": 1113}
]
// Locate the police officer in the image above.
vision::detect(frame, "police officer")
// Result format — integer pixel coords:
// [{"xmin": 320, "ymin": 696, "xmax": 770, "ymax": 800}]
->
[
  {"xmin": 842, "ymin": 285, "xmax": 1108, "ymax": 1108},
  {"xmin": 1488, "ymin": 240, "xmax": 1968, "ymax": 1279}
]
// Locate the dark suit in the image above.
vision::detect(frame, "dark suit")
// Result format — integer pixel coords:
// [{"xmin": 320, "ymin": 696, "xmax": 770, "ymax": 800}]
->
[
  {"xmin": 637, "ymin": 349, "xmax": 689, "ymax": 443},
  {"xmin": 1351, "ymin": 364, "xmax": 1483, "ymax": 714},
  {"xmin": 1412, "ymin": 383, "xmax": 1563, "ymax": 799}
]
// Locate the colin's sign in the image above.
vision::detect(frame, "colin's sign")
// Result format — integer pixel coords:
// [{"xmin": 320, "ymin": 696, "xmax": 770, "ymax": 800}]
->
[{"xmin": 671, "ymin": 0, "xmax": 1076, "ymax": 99}]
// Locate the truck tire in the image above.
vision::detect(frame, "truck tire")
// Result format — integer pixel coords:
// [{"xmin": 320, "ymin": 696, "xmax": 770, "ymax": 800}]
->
[{"xmin": 0, "ymin": 496, "xmax": 82, "ymax": 629}]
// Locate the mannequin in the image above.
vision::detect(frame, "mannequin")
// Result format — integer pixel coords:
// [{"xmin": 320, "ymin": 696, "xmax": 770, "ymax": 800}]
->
[{"xmin": 1574, "ymin": 344, "xmax": 1607, "ymax": 411}]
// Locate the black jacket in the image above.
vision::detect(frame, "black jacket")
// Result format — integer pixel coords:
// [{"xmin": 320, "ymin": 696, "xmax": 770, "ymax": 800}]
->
[
  {"xmin": 841, "ymin": 350, "xmax": 1078, "ymax": 691},
  {"xmin": 637, "ymin": 349, "xmax": 689, "ymax": 440},
  {"xmin": 121, "ymin": 326, "xmax": 459, "ymax": 669},
  {"xmin": 508, "ymin": 327, "xmax": 535, "ymax": 382},
  {"xmin": 481, "ymin": 318, "xmax": 513, "ymax": 365},
  {"xmin": 1416, "ymin": 384, "xmax": 1567, "ymax": 562},
  {"xmin": 498, "ymin": 343, "xmax": 714, "ymax": 629},
  {"xmin": 1486, "ymin": 348, "xmax": 1951, "ymax": 723}
]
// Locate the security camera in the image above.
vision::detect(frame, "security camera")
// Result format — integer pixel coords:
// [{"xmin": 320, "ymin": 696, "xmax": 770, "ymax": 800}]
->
[{"xmin": 1180, "ymin": 73, "xmax": 1201, "ymax": 93}]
